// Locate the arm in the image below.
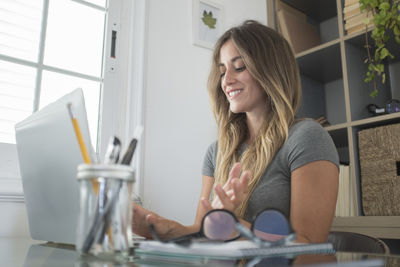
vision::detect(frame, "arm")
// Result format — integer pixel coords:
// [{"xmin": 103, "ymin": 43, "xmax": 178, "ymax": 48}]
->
[
  {"xmin": 132, "ymin": 175, "xmax": 215, "ymax": 240},
  {"xmin": 193, "ymin": 175, "xmax": 215, "ymax": 227},
  {"xmin": 290, "ymin": 160, "xmax": 339, "ymax": 243}
]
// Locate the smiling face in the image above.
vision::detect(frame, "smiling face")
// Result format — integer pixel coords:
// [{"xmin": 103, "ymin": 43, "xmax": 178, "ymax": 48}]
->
[{"xmin": 219, "ymin": 40, "xmax": 267, "ymax": 116}]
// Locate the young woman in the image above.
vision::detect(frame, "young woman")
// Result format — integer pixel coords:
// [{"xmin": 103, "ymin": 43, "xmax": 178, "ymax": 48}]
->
[{"xmin": 132, "ymin": 20, "xmax": 339, "ymax": 243}]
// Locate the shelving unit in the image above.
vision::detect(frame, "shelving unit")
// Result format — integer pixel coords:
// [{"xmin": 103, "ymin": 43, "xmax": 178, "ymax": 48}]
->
[{"xmin": 267, "ymin": 0, "xmax": 400, "ymax": 239}]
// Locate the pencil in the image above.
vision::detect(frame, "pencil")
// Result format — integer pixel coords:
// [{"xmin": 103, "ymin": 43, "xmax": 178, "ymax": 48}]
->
[
  {"xmin": 67, "ymin": 103, "xmax": 114, "ymax": 247},
  {"xmin": 67, "ymin": 103, "xmax": 98, "ymax": 194}
]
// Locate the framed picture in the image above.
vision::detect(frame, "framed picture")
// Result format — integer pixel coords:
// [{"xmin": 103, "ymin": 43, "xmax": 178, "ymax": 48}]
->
[{"xmin": 192, "ymin": 0, "xmax": 224, "ymax": 50}]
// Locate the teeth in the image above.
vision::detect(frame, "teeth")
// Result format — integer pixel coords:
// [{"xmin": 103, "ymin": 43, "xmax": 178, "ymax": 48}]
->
[{"xmin": 228, "ymin": 89, "xmax": 242, "ymax": 97}]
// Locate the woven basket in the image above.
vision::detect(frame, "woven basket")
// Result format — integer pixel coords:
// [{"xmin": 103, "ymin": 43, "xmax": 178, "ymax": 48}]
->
[{"xmin": 358, "ymin": 123, "xmax": 400, "ymax": 216}]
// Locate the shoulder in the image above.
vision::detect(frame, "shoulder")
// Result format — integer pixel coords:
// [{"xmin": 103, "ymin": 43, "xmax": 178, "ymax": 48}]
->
[
  {"xmin": 202, "ymin": 140, "xmax": 218, "ymax": 177},
  {"xmin": 205, "ymin": 140, "xmax": 218, "ymax": 155},
  {"xmin": 288, "ymin": 119, "xmax": 330, "ymax": 145},
  {"xmin": 285, "ymin": 119, "xmax": 339, "ymax": 170},
  {"xmin": 203, "ymin": 140, "xmax": 218, "ymax": 163},
  {"xmin": 290, "ymin": 119, "xmax": 325, "ymax": 136}
]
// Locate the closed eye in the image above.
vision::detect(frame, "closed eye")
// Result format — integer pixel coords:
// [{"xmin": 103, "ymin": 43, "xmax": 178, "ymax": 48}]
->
[
  {"xmin": 219, "ymin": 65, "xmax": 246, "ymax": 79},
  {"xmin": 236, "ymin": 66, "xmax": 246, "ymax": 72}
]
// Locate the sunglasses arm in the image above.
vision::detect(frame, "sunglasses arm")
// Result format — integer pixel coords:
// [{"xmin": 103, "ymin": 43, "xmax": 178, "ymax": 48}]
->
[
  {"xmin": 235, "ymin": 222, "xmax": 297, "ymax": 248},
  {"xmin": 235, "ymin": 222, "xmax": 264, "ymax": 247}
]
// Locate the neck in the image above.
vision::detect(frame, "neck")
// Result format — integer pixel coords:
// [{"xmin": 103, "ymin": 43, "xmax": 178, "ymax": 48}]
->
[{"xmin": 246, "ymin": 112, "xmax": 265, "ymax": 143}]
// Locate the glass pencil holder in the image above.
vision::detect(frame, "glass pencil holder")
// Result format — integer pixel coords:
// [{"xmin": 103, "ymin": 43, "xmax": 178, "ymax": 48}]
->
[{"xmin": 75, "ymin": 164, "xmax": 135, "ymax": 260}]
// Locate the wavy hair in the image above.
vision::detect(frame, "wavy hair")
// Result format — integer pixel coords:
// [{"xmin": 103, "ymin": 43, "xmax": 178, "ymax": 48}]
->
[{"xmin": 207, "ymin": 20, "xmax": 302, "ymax": 217}]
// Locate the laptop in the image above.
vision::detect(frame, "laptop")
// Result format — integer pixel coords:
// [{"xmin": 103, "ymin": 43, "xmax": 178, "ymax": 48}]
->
[{"xmin": 15, "ymin": 88, "xmax": 93, "ymax": 245}]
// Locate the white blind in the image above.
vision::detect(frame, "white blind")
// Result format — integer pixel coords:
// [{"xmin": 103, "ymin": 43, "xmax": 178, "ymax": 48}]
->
[
  {"xmin": 0, "ymin": 0, "xmax": 106, "ymax": 145},
  {"xmin": 0, "ymin": 0, "xmax": 43, "ymax": 144}
]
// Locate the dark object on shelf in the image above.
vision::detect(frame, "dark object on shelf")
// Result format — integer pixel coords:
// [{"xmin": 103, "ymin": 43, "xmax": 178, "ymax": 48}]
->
[
  {"xmin": 386, "ymin": 99, "xmax": 400, "ymax": 114},
  {"xmin": 366, "ymin": 103, "xmax": 386, "ymax": 116},
  {"xmin": 327, "ymin": 231, "xmax": 390, "ymax": 254},
  {"xmin": 358, "ymin": 124, "xmax": 400, "ymax": 216}
]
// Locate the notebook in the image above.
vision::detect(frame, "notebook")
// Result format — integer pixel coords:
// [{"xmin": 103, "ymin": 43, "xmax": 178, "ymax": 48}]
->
[
  {"xmin": 15, "ymin": 88, "xmax": 93, "ymax": 245},
  {"xmin": 135, "ymin": 240, "xmax": 335, "ymax": 260}
]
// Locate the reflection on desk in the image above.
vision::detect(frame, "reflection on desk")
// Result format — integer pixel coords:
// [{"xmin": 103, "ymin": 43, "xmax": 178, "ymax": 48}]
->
[{"xmin": 2, "ymin": 237, "xmax": 399, "ymax": 267}]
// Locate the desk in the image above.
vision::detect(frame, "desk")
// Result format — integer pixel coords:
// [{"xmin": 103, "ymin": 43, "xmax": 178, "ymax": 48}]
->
[{"xmin": 1, "ymin": 237, "xmax": 399, "ymax": 266}]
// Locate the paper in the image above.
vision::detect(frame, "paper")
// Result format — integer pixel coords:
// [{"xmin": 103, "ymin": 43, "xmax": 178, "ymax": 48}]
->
[{"xmin": 135, "ymin": 240, "xmax": 334, "ymax": 259}]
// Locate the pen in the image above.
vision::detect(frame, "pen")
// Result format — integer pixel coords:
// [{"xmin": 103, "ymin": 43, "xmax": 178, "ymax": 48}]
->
[
  {"xmin": 104, "ymin": 136, "xmax": 121, "ymax": 164},
  {"xmin": 98, "ymin": 136, "xmax": 121, "ymax": 244},
  {"xmin": 101, "ymin": 126, "xmax": 143, "ymax": 248},
  {"xmin": 67, "ymin": 103, "xmax": 98, "ymax": 194},
  {"xmin": 121, "ymin": 126, "xmax": 144, "ymax": 165}
]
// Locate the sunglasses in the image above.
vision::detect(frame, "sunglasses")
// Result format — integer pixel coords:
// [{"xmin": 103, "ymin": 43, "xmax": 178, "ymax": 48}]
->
[{"xmin": 150, "ymin": 208, "xmax": 296, "ymax": 247}]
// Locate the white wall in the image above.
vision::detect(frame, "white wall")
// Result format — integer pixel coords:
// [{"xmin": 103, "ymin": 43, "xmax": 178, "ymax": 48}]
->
[
  {"xmin": 141, "ymin": 0, "xmax": 267, "ymax": 225},
  {"xmin": 0, "ymin": 0, "xmax": 268, "ymax": 237}
]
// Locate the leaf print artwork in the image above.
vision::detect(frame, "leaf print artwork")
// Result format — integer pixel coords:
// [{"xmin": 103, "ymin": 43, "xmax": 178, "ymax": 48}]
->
[{"xmin": 202, "ymin": 10, "xmax": 217, "ymax": 29}]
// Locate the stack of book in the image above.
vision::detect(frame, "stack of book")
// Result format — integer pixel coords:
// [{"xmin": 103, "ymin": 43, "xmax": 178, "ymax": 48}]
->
[
  {"xmin": 275, "ymin": 0, "xmax": 320, "ymax": 54},
  {"xmin": 343, "ymin": 0, "xmax": 374, "ymax": 35},
  {"xmin": 335, "ymin": 164, "xmax": 358, "ymax": 217}
]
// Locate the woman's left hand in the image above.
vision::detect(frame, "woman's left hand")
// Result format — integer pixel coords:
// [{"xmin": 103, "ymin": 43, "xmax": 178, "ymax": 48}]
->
[{"xmin": 201, "ymin": 162, "xmax": 251, "ymax": 212}]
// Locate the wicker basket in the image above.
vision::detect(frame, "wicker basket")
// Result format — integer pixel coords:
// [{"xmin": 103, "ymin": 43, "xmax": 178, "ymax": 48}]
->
[{"xmin": 358, "ymin": 123, "xmax": 400, "ymax": 216}]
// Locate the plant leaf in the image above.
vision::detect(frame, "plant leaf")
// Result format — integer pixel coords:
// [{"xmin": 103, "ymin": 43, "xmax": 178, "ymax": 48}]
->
[
  {"xmin": 380, "ymin": 47, "xmax": 390, "ymax": 59},
  {"xmin": 379, "ymin": 2, "xmax": 390, "ymax": 11},
  {"xmin": 201, "ymin": 11, "xmax": 217, "ymax": 29}
]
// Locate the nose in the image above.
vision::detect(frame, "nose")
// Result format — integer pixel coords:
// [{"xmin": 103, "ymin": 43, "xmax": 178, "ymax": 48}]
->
[{"xmin": 222, "ymin": 67, "xmax": 236, "ymax": 86}]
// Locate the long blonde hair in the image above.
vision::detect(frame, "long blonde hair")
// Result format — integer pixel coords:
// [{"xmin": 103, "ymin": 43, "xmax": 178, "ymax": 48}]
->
[{"xmin": 207, "ymin": 20, "xmax": 302, "ymax": 218}]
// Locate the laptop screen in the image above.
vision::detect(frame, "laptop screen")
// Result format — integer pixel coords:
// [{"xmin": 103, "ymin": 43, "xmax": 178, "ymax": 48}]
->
[{"xmin": 15, "ymin": 88, "xmax": 92, "ymax": 244}]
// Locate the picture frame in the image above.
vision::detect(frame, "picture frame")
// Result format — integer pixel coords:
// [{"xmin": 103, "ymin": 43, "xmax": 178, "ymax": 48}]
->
[{"xmin": 192, "ymin": 0, "xmax": 224, "ymax": 50}]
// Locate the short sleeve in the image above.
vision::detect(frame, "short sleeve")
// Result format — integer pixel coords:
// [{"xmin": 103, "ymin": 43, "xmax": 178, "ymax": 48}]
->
[
  {"xmin": 287, "ymin": 120, "xmax": 339, "ymax": 172},
  {"xmin": 202, "ymin": 141, "xmax": 218, "ymax": 177}
]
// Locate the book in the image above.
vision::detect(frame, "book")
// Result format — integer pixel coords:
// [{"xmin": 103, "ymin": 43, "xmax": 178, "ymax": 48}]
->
[
  {"xmin": 335, "ymin": 165, "xmax": 360, "ymax": 217},
  {"xmin": 349, "ymin": 165, "xmax": 360, "ymax": 216},
  {"xmin": 344, "ymin": 7, "xmax": 362, "ymax": 19},
  {"xmin": 346, "ymin": 22, "xmax": 374, "ymax": 35},
  {"xmin": 277, "ymin": 8, "xmax": 320, "ymax": 54},
  {"xmin": 345, "ymin": 11, "xmax": 373, "ymax": 29},
  {"xmin": 135, "ymin": 240, "xmax": 334, "ymax": 260},
  {"xmin": 343, "ymin": 2, "xmax": 360, "ymax": 13},
  {"xmin": 344, "ymin": 0, "xmax": 360, "ymax": 7},
  {"xmin": 336, "ymin": 165, "xmax": 350, "ymax": 217}
]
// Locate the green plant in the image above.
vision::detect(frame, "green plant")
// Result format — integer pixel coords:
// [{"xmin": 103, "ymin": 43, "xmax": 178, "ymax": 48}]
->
[{"xmin": 359, "ymin": 0, "xmax": 400, "ymax": 97}]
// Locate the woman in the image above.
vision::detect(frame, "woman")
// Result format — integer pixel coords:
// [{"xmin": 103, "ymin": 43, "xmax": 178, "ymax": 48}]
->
[{"xmin": 133, "ymin": 20, "xmax": 339, "ymax": 243}]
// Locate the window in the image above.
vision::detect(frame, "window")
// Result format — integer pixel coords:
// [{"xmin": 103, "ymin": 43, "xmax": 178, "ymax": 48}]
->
[
  {"xmin": 0, "ymin": 0, "xmax": 145, "ymax": 199},
  {"xmin": 0, "ymin": 0, "xmax": 106, "ymax": 145}
]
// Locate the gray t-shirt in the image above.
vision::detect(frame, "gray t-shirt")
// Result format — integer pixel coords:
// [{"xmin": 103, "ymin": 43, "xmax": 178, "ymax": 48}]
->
[{"xmin": 202, "ymin": 119, "xmax": 339, "ymax": 222}]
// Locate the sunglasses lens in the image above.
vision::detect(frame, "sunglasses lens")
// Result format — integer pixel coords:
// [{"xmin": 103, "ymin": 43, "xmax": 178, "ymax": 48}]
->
[
  {"xmin": 203, "ymin": 210, "xmax": 239, "ymax": 241},
  {"xmin": 253, "ymin": 210, "xmax": 290, "ymax": 242}
]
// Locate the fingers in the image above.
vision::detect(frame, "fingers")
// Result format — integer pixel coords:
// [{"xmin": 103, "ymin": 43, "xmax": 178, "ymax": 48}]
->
[
  {"xmin": 224, "ymin": 162, "xmax": 242, "ymax": 189},
  {"xmin": 214, "ymin": 183, "xmax": 237, "ymax": 211},
  {"xmin": 232, "ymin": 170, "xmax": 251, "ymax": 203}
]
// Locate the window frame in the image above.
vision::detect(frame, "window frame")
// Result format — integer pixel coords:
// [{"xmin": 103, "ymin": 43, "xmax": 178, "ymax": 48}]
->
[{"xmin": 0, "ymin": 0, "xmax": 147, "ymax": 202}]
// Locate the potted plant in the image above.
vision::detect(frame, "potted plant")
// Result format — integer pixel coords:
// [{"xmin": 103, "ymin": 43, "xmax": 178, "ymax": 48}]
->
[{"xmin": 359, "ymin": 0, "xmax": 400, "ymax": 97}]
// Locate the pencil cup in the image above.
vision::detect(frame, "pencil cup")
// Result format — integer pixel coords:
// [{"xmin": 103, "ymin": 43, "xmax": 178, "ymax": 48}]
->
[{"xmin": 75, "ymin": 164, "xmax": 135, "ymax": 259}]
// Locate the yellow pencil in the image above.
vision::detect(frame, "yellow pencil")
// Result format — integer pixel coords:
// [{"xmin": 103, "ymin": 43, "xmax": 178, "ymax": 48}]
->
[
  {"xmin": 67, "ymin": 103, "xmax": 113, "ymax": 244},
  {"xmin": 67, "ymin": 103, "xmax": 98, "ymax": 194}
]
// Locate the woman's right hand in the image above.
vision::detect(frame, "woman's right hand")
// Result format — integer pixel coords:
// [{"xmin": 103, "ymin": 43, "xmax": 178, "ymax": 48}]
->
[
  {"xmin": 132, "ymin": 203, "xmax": 156, "ymax": 239},
  {"xmin": 132, "ymin": 203, "xmax": 192, "ymax": 240}
]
